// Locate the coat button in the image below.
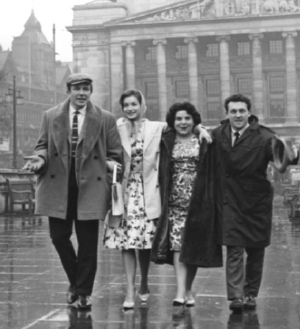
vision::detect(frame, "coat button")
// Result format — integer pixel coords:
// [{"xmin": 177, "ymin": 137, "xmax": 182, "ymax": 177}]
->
[
  {"xmin": 50, "ymin": 174, "xmax": 55, "ymax": 178},
  {"xmin": 97, "ymin": 177, "xmax": 101, "ymax": 181},
  {"xmin": 94, "ymin": 155, "xmax": 98, "ymax": 159},
  {"xmin": 54, "ymin": 152, "xmax": 58, "ymax": 156}
]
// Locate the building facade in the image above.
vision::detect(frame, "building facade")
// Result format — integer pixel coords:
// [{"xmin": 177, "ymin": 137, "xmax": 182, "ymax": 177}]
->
[
  {"xmin": 0, "ymin": 11, "xmax": 71, "ymax": 168},
  {"xmin": 68, "ymin": 0, "xmax": 300, "ymax": 140}
]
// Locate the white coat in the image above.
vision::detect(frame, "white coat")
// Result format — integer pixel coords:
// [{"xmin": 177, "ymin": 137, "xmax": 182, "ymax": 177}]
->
[{"xmin": 117, "ymin": 118, "xmax": 165, "ymax": 220}]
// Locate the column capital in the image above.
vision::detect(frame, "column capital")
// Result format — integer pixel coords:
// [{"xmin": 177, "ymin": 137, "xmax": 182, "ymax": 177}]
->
[
  {"xmin": 184, "ymin": 37, "xmax": 198, "ymax": 44},
  {"xmin": 153, "ymin": 39, "xmax": 167, "ymax": 46},
  {"xmin": 216, "ymin": 35, "xmax": 231, "ymax": 43},
  {"xmin": 249, "ymin": 33, "xmax": 264, "ymax": 41},
  {"xmin": 282, "ymin": 31, "xmax": 297, "ymax": 38},
  {"xmin": 122, "ymin": 41, "xmax": 136, "ymax": 47}
]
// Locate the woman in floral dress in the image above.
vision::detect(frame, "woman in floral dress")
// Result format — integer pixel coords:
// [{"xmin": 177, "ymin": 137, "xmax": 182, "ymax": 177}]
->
[
  {"xmin": 103, "ymin": 89, "xmax": 166, "ymax": 310},
  {"xmin": 151, "ymin": 102, "xmax": 223, "ymax": 308}
]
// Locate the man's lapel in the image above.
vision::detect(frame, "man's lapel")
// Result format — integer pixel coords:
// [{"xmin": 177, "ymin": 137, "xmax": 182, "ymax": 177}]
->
[{"xmin": 52, "ymin": 99, "xmax": 70, "ymax": 170}]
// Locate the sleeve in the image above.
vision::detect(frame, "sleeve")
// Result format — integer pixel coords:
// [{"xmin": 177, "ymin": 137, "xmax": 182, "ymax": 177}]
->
[
  {"xmin": 33, "ymin": 112, "xmax": 49, "ymax": 174},
  {"xmin": 106, "ymin": 115, "xmax": 124, "ymax": 169}
]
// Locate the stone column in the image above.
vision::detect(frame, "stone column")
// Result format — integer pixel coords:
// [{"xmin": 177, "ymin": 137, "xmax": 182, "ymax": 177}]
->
[
  {"xmin": 110, "ymin": 42, "xmax": 124, "ymax": 116},
  {"xmin": 249, "ymin": 33, "xmax": 264, "ymax": 120},
  {"xmin": 153, "ymin": 39, "xmax": 168, "ymax": 120},
  {"xmin": 283, "ymin": 31, "xmax": 298, "ymax": 123},
  {"xmin": 217, "ymin": 35, "xmax": 231, "ymax": 105},
  {"xmin": 123, "ymin": 41, "xmax": 136, "ymax": 89},
  {"xmin": 184, "ymin": 37, "xmax": 199, "ymax": 107}
]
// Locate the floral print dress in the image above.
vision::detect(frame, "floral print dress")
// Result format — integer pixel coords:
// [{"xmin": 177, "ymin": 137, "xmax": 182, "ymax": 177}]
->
[
  {"xmin": 103, "ymin": 132, "xmax": 157, "ymax": 250},
  {"xmin": 168, "ymin": 135, "xmax": 199, "ymax": 251}
]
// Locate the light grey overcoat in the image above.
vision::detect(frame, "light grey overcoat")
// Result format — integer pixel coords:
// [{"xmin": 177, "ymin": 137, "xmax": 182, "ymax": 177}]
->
[{"xmin": 34, "ymin": 98, "xmax": 123, "ymax": 220}]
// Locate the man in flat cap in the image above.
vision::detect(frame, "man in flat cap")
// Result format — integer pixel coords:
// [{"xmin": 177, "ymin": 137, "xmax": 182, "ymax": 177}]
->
[{"xmin": 24, "ymin": 73, "xmax": 123, "ymax": 310}]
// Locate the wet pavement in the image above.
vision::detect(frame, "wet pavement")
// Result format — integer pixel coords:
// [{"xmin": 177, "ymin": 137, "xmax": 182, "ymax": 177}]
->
[{"xmin": 1, "ymin": 196, "xmax": 300, "ymax": 328}]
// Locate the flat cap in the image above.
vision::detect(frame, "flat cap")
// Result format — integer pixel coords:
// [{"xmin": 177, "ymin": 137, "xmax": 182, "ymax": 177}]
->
[{"xmin": 66, "ymin": 73, "xmax": 93, "ymax": 87}]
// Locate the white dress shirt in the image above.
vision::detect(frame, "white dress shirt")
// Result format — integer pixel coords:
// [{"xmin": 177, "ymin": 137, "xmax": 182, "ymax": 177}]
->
[
  {"xmin": 231, "ymin": 123, "xmax": 249, "ymax": 146},
  {"xmin": 69, "ymin": 104, "xmax": 86, "ymax": 136}
]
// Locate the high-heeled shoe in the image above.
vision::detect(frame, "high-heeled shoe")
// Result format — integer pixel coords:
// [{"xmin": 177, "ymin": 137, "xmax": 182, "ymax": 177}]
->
[
  {"xmin": 123, "ymin": 288, "xmax": 136, "ymax": 311},
  {"xmin": 185, "ymin": 297, "xmax": 195, "ymax": 307},
  {"xmin": 123, "ymin": 300, "xmax": 135, "ymax": 311},
  {"xmin": 185, "ymin": 292, "xmax": 195, "ymax": 307},
  {"xmin": 172, "ymin": 299, "xmax": 185, "ymax": 307},
  {"xmin": 138, "ymin": 290, "xmax": 150, "ymax": 303}
]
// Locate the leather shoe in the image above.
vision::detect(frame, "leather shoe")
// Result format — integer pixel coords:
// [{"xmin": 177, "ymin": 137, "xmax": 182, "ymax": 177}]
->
[
  {"xmin": 229, "ymin": 298, "xmax": 243, "ymax": 312},
  {"xmin": 66, "ymin": 286, "xmax": 77, "ymax": 305},
  {"xmin": 243, "ymin": 295, "xmax": 257, "ymax": 310},
  {"xmin": 77, "ymin": 295, "xmax": 92, "ymax": 310}
]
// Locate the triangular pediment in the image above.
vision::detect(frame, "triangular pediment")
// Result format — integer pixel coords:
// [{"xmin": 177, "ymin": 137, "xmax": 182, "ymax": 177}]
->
[
  {"xmin": 106, "ymin": 0, "xmax": 300, "ymax": 26},
  {"xmin": 106, "ymin": 0, "xmax": 217, "ymax": 26}
]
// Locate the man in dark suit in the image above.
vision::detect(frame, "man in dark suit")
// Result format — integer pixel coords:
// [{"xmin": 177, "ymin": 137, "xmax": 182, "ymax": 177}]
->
[
  {"xmin": 24, "ymin": 73, "xmax": 123, "ymax": 310},
  {"xmin": 212, "ymin": 94, "xmax": 298, "ymax": 312}
]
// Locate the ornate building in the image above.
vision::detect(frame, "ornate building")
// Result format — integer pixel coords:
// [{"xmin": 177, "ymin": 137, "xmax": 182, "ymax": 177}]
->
[
  {"xmin": 0, "ymin": 11, "xmax": 71, "ymax": 168},
  {"xmin": 68, "ymin": 0, "xmax": 300, "ymax": 140}
]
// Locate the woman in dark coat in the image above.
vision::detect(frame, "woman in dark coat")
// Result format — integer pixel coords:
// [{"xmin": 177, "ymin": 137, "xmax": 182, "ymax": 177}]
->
[{"xmin": 151, "ymin": 102, "xmax": 222, "ymax": 308}]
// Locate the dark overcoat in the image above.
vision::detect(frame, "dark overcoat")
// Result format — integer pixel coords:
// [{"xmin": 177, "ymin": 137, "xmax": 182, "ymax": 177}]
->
[
  {"xmin": 34, "ymin": 98, "xmax": 123, "ymax": 220},
  {"xmin": 151, "ymin": 129, "xmax": 223, "ymax": 267},
  {"xmin": 212, "ymin": 116, "xmax": 275, "ymax": 248}
]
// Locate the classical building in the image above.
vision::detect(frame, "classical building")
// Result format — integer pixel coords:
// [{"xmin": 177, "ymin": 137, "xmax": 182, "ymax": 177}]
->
[{"xmin": 68, "ymin": 0, "xmax": 300, "ymax": 140}]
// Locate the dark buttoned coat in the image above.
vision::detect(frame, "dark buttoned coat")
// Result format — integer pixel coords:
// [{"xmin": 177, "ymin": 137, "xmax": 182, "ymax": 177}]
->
[
  {"xmin": 212, "ymin": 116, "xmax": 275, "ymax": 248},
  {"xmin": 34, "ymin": 98, "xmax": 123, "ymax": 220},
  {"xmin": 151, "ymin": 129, "xmax": 223, "ymax": 267}
]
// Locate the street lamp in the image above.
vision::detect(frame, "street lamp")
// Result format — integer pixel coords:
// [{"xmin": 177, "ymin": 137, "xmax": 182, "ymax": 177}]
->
[{"xmin": 5, "ymin": 76, "xmax": 23, "ymax": 169}]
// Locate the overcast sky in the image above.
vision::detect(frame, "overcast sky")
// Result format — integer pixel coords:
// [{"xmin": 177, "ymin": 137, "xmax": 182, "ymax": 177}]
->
[{"xmin": 1, "ymin": 0, "xmax": 86, "ymax": 62}]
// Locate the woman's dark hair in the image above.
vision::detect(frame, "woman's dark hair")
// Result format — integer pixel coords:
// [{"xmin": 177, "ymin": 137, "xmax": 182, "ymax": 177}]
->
[
  {"xmin": 119, "ymin": 89, "xmax": 143, "ymax": 109},
  {"xmin": 224, "ymin": 94, "xmax": 251, "ymax": 113},
  {"xmin": 166, "ymin": 102, "xmax": 201, "ymax": 129}
]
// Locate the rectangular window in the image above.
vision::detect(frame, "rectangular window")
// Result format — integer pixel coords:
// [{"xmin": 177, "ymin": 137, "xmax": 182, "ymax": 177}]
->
[
  {"xmin": 270, "ymin": 76, "xmax": 284, "ymax": 93},
  {"xmin": 175, "ymin": 45, "xmax": 188, "ymax": 59},
  {"xmin": 145, "ymin": 82, "xmax": 158, "ymax": 98},
  {"xmin": 206, "ymin": 79, "xmax": 220, "ymax": 96},
  {"xmin": 206, "ymin": 44, "xmax": 219, "ymax": 57},
  {"xmin": 270, "ymin": 99, "xmax": 285, "ymax": 117},
  {"xmin": 237, "ymin": 42, "xmax": 250, "ymax": 56},
  {"xmin": 207, "ymin": 102, "xmax": 221, "ymax": 120},
  {"xmin": 175, "ymin": 80, "xmax": 189, "ymax": 97},
  {"xmin": 238, "ymin": 78, "xmax": 252, "ymax": 95},
  {"xmin": 145, "ymin": 47, "xmax": 156, "ymax": 60},
  {"xmin": 269, "ymin": 40, "xmax": 283, "ymax": 54}
]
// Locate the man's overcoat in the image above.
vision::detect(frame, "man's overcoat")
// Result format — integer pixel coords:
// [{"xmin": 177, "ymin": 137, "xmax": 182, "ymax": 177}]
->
[
  {"xmin": 34, "ymin": 98, "xmax": 123, "ymax": 220},
  {"xmin": 151, "ymin": 129, "xmax": 223, "ymax": 267},
  {"xmin": 212, "ymin": 116, "xmax": 275, "ymax": 248}
]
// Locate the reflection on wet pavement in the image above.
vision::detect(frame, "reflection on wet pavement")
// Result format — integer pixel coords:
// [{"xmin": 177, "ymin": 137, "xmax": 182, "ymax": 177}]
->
[{"xmin": 1, "ymin": 198, "xmax": 300, "ymax": 328}]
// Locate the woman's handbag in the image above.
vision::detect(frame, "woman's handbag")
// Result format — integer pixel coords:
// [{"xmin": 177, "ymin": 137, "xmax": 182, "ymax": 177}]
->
[
  {"xmin": 105, "ymin": 164, "xmax": 124, "ymax": 228},
  {"xmin": 111, "ymin": 164, "xmax": 124, "ymax": 216}
]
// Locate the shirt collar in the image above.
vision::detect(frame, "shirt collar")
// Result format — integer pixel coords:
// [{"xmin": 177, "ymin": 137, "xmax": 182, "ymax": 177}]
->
[
  {"xmin": 231, "ymin": 123, "xmax": 249, "ymax": 137},
  {"xmin": 69, "ymin": 104, "xmax": 87, "ymax": 115}
]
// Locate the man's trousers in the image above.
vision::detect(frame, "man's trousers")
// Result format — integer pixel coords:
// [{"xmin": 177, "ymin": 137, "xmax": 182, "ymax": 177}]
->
[
  {"xmin": 48, "ymin": 160, "xmax": 99, "ymax": 296},
  {"xmin": 226, "ymin": 245, "xmax": 265, "ymax": 300}
]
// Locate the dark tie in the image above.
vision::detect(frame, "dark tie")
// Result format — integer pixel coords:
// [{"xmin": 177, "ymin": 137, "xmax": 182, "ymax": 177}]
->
[
  {"xmin": 233, "ymin": 131, "xmax": 240, "ymax": 146},
  {"xmin": 71, "ymin": 110, "xmax": 80, "ymax": 157}
]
